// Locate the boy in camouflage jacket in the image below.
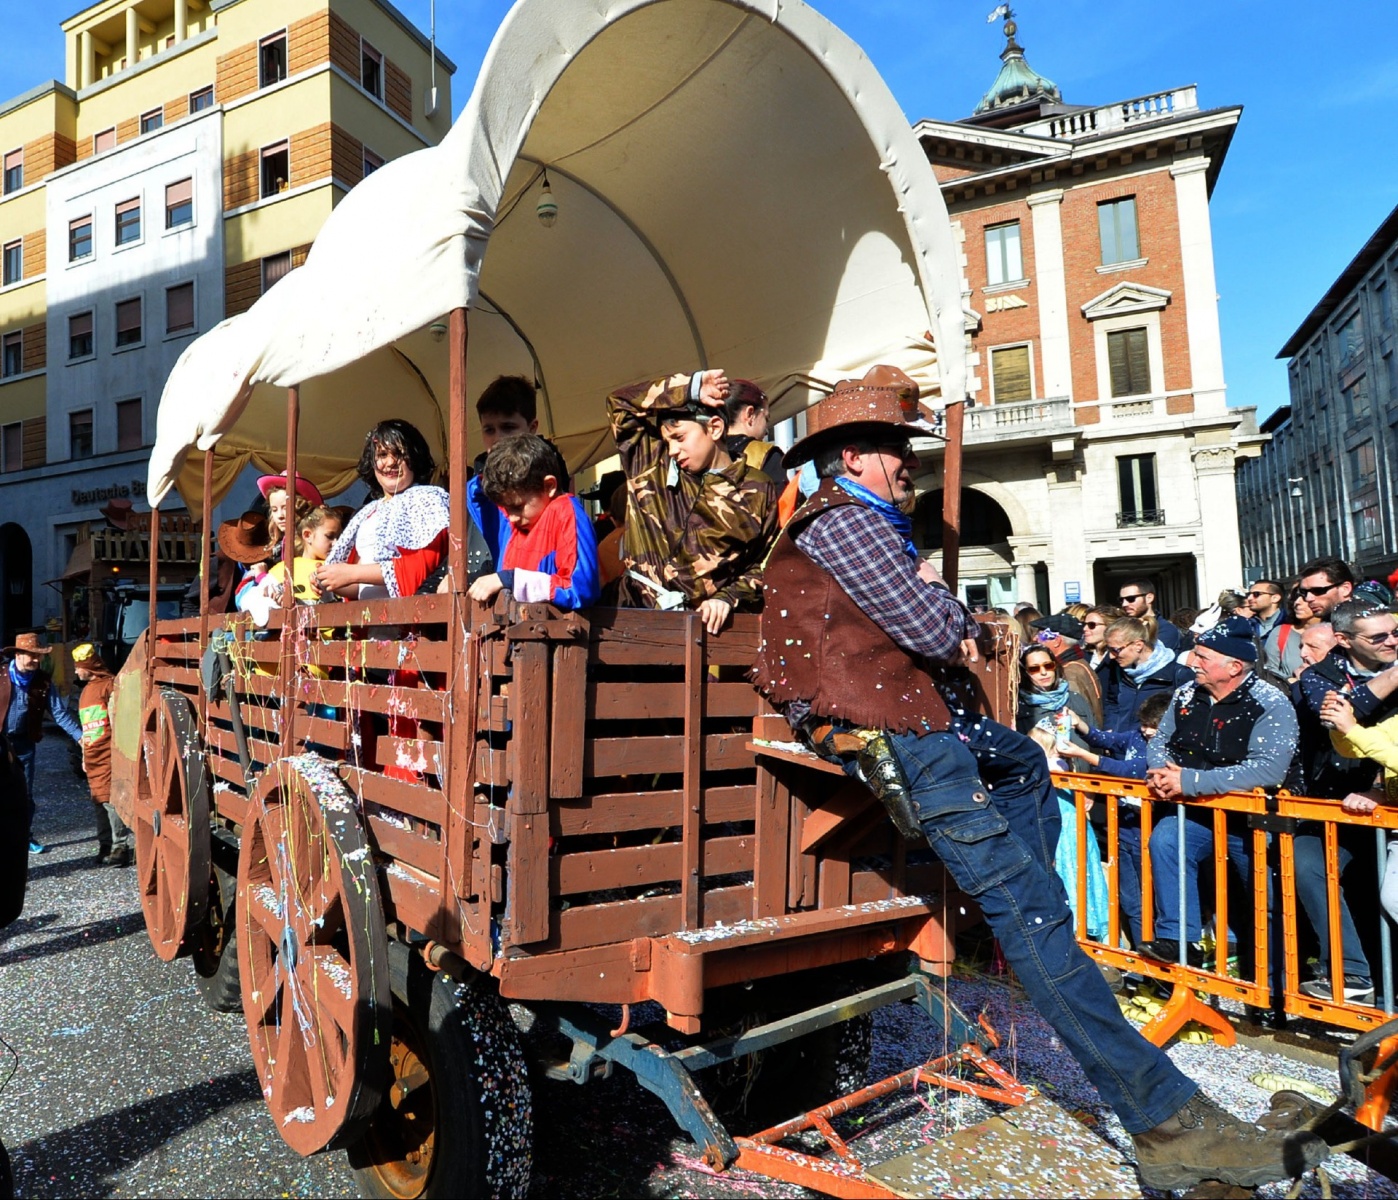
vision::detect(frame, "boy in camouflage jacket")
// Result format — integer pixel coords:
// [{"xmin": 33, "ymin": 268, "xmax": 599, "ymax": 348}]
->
[{"xmin": 608, "ymin": 369, "xmax": 779, "ymax": 633}]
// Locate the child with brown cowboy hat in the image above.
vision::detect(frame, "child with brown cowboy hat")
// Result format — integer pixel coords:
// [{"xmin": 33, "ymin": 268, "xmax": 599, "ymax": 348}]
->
[{"xmin": 1, "ymin": 631, "xmax": 83, "ymax": 854}]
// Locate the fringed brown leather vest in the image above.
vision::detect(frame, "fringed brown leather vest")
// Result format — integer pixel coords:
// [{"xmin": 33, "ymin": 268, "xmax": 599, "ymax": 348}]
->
[{"xmin": 752, "ymin": 482, "xmax": 953, "ymax": 735}]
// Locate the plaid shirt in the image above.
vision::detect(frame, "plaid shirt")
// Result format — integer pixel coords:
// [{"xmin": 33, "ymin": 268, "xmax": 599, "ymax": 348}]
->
[{"xmin": 794, "ymin": 504, "xmax": 978, "ymax": 665}]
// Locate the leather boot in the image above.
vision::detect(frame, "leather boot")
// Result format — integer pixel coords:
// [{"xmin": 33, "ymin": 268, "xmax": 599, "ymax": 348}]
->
[
  {"xmin": 854, "ymin": 732, "xmax": 923, "ymax": 841},
  {"xmin": 1131, "ymin": 1092, "xmax": 1328, "ymax": 1191}
]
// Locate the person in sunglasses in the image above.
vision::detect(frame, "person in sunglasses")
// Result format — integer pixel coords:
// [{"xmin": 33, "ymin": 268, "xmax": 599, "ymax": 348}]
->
[
  {"xmin": 1289, "ymin": 598, "xmax": 1398, "ymax": 1004},
  {"xmin": 1245, "ymin": 579, "xmax": 1285, "ymax": 638},
  {"xmin": 1118, "ymin": 578, "xmax": 1185, "ymax": 653},
  {"xmin": 1294, "ymin": 555, "xmax": 1355, "ymax": 622}
]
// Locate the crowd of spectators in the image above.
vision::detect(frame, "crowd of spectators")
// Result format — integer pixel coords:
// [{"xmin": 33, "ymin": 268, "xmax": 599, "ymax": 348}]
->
[{"xmin": 1014, "ymin": 560, "xmax": 1398, "ymax": 1011}]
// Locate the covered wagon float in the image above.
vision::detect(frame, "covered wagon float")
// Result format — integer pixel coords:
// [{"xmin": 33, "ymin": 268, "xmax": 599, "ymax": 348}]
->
[{"xmin": 102, "ymin": 0, "xmax": 1140, "ymax": 1195}]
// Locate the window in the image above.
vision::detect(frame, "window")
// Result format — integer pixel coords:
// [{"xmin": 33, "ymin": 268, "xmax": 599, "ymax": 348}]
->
[
  {"xmin": 1350, "ymin": 439, "xmax": 1377, "ymax": 488},
  {"xmin": 93, "ymin": 127, "xmax": 116, "ymax": 155},
  {"xmin": 985, "ymin": 221, "xmax": 1023, "ymax": 287},
  {"xmin": 1, "ymin": 240, "xmax": 20, "ymax": 286},
  {"xmin": 989, "ymin": 344, "xmax": 1032, "ymax": 404},
  {"xmin": 115, "ymin": 198, "xmax": 141, "ymax": 246},
  {"xmin": 1098, "ymin": 197, "xmax": 1140, "ymax": 265},
  {"xmin": 361, "ymin": 41, "xmax": 383, "ymax": 98},
  {"xmin": 262, "ymin": 251, "xmax": 292, "ymax": 293},
  {"xmin": 69, "ymin": 216, "xmax": 93, "ymax": 261},
  {"xmin": 1378, "ymin": 281, "xmax": 1393, "ymax": 335},
  {"xmin": 1, "ymin": 332, "xmax": 20, "ymax": 377},
  {"xmin": 166, "ymin": 282, "xmax": 195, "ymax": 333},
  {"xmin": 68, "ymin": 311, "xmax": 93, "ymax": 359},
  {"xmin": 1337, "ymin": 311, "xmax": 1364, "ymax": 366},
  {"xmin": 69, "ymin": 410, "xmax": 94, "ymax": 460},
  {"xmin": 116, "ymin": 399, "xmax": 143, "ymax": 451},
  {"xmin": 1355, "ymin": 499, "xmax": 1382, "ymax": 548},
  {"xmin": 1106, "ymin": 327, "xmax": 1151, "ymax": 397},
  {"xmin": 1, "ymin": 422, "xmax": 20, "ymax": 473},
  {"xmin": 165, "ymin": 178, "xmax": 193, "ymax": 228},
  {"xmin": 115, "ymin": 297, "xmax": 142, "ymax": 347},
  {"xmin": 2, "ymin": 148, "xmax": 21, "ymax": 194},
  {"xmin": 362, "ymin": 147, "xmax": 384, "ymax": 177},
  {"xmin": 140, "ymin": 108, "xmax": 164, "ymax": 134},
  {"xmin": 259, "ymin": 33, "xmax": 287, "ymax": 88},
  {"xmin": 260, "ymin": 141, "xmax": 289, "ymax": 199},
  {"xmin": 1117, "ymin": 453, "xmax": 1160, "ymax": 526},
  {"xmin": 189, "ymin": 85, "xmax": 214, "ymax": 112},
  {"xmin": 1343, "ymin": 373, "xmax": 1371, "ymax": 421}
]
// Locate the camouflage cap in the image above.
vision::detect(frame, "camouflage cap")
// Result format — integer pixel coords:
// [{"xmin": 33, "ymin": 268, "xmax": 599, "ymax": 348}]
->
[{"xmin": 784, "ymin": 366, "xmax": 938, "ymax": 467}]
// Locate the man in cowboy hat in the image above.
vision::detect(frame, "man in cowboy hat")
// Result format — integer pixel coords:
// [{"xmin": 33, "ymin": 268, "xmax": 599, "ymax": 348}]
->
[
  {"xmin": 750, "ymin": 367, "xmax": 1325, "ymax": 1192},
  {"xmin": 1, "ymin": 631, "xmax": 83, "ymax": 854},
  {"xmin": 71, "ymin": 643, "xmax": 131, "ymax": 867}
]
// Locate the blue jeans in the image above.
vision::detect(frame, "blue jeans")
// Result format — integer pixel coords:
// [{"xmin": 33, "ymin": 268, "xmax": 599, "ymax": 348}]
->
[
  {"xmin": 1293, "ymin": 831, "xmax": 1372, "ymax": 983},
  {"xmin": 1117, "ymin": 824, "xmax": 1145, "ymax": 946},
  {"xmin": 889, "ymin": 717, "xmax": 1196, "ymax": 1133}
]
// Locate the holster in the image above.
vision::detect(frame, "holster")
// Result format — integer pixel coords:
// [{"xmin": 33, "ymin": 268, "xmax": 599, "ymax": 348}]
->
[{"xmin": 797, "ymin": 718, "xmax": 923, "ymax": 842}]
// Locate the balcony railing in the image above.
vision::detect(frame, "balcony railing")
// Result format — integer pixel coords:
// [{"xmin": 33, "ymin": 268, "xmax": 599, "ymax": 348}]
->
[
  {"xmin": 1117, "ymin": 509, "xmax": 1167, "ymax": 529},
  {"xmin": 1020, "ymin": 86, "xmax": 1199, "ymax": 141},
  {"xmin": 963, "ymin": 396, "xmax": 1073, "ymax": 442}
]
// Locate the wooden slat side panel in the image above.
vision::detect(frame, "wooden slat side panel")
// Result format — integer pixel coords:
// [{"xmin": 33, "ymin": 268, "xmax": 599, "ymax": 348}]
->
[
  {"xmin": 504, "ymin": 641, "xmax": 550, "ymax": 945},
  {"xmin": 551, "ymin": 785, "xmax": 753, "ymax": 837},
  {"xmin": 549, "ymin": 642, "xmax": 586, "ymax": 799},
  {"xmin": 366, "ymin": 815, "xmax": 442, "ymax": 877},
  {"xmin": 375, "ymin": 737, "xmax": 444, "ymax": 778},
  {"xmin": 588, "ymin": 681, "xmax": 759, "ymax": 722},
  {"xmin": 585, "ymin": 732, "xmax": 751, "ymax": 778},
  {"xmin": 353, "ymin": 771, "xmax": 447, "ymax": 826},
  {"xmin": 550, "ymin": 835, "xmax": 753, "ymax": 896}
]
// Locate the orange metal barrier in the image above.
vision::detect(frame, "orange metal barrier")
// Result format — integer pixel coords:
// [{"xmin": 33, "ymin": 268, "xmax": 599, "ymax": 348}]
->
[{"xmin": 1050, "ymin": 771, "xmax": 1398, "ymax": 1053}]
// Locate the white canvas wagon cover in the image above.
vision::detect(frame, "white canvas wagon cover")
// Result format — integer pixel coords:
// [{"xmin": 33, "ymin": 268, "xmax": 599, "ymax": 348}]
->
[{"xmin": 147, "ymin": 0, "xmax": 968, "ymax": 507}]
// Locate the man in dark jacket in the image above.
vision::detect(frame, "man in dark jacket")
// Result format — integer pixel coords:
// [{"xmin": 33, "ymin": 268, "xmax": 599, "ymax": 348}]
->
[
  {"xmin": 0, "ymin": 631, "xmax": 83, "ymax": 854},
  {"xmin": 1141, "ymin": 617, "xmax": 1300, "ymax": 966},
  {"xmin": 1119, "ymin": 577, "xmax": 1187, "ymax": 652},
  {"xmin": 1101, "ymin": 615, "xmax": 1193, "ymax": 732},
  {"xmin": 1290, "ymin": 598, "xmax": 1398, "ymax": 1003},
  {"xmin": 750, "ymin": 373, "xmax": 1323, "ymax": 1193}
]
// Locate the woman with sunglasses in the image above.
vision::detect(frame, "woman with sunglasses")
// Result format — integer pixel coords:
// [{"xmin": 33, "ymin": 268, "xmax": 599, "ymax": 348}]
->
[
  {"xmin": 1016, "ymin": 644, "xmax": 1094, "ymax": 750},
  {"xmin": 1262, "ymin": 587, "xmax": 1318, "ymax": 681}
]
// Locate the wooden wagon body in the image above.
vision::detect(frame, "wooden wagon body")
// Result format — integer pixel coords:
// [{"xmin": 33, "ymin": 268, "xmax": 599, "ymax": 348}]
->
[{"xmin": 113, "ymin": 1, "xmax": 1002, "ymax": 1191}]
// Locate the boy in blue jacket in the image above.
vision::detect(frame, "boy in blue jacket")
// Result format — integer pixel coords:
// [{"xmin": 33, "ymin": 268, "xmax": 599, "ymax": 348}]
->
[
  {"xmin": 1061, "ymin": 692, "xmax": 1172, "ymax": 780},
  {"xmin": 468, "ymin": 435, "xmax": 599, "ymax": 611}
]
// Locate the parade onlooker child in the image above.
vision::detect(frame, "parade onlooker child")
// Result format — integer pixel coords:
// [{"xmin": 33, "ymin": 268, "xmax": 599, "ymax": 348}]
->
[
  {"xmin": 1061, "ymin": 693, "xmax": 1172, "ymax": 781},
  {"xmin": 71, "ymin": 644, "xmax": 131, "ymax": 867},
  {"xmin": 607, "ymin": 368, "xmax": 778, "ymax": 634},
  {"xmin": 257, "ymin": 472, "xmax": 323, "ymax": 567},
  {"xmin": 468, "ymin": 435, "xmax": 599, "ymax": 611},
  {"xmin": 1027, "ymin": 724, "xmax": 1110, "ymax": 943}
]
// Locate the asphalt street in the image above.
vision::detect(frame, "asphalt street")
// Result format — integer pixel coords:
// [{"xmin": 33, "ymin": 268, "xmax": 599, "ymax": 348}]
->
[{"xmin": 3, "ymin": 735, "xmax": 1397, "ymax": 1198}]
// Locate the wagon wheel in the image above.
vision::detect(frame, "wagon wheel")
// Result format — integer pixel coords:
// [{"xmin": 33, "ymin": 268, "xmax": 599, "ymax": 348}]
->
[
  {"xmin": 133, "ymin": 688, "xmax": 211, "ymax": 961},
  {"xmin": 238, "ymin": 756, "xmax": 391, "ymax": 1155}
]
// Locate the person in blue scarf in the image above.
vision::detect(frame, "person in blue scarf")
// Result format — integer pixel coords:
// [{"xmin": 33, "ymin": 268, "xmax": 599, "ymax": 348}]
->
[
  {"xmin": 1016, "ymin": 644, "xmax": 1094, "ymax": 747},
  {"xmin": 1101, "ymin": 615, "xmax": 1192, "ymax": 732}
]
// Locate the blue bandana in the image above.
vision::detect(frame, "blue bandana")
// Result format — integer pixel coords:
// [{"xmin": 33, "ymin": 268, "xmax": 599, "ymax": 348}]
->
[{"xmin": 834, "ymin": 477, "xmax": 918, "ymax": 560}]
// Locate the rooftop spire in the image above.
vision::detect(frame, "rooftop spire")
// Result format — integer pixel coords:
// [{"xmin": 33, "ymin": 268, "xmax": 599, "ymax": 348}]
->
[{"xmin": 974, "ymin": 6, "xmax": 1062, "ymax": 116}]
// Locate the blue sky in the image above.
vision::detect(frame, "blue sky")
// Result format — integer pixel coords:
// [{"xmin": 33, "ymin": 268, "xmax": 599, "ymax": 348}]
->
[{"xmin": 4, "ymin": 1, "xmax": 1394, "ymax": 419}]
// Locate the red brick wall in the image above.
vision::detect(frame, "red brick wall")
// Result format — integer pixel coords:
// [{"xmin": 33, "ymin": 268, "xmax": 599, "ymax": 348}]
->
[
  {"xmin": 216, "ymin": 41, "xmax": 259, "ymax": 105},
  {"xmin": 386, "ymin": 60, "xmax": 412, "ymax": 122},
  {"xmin": 957, "ymin": 194, "xmax": 1042, "ymax": 403},
  {"xmin": 21, "ymin": 133, "xmax": 76, "ymax": 181},
  {"xmin": 21, "ymin": 230, "xmax": 44, "ymax": 280},
  {"xmin": 22, "ymin": 416, "xmax": 45, "ymax": 469},
  {"xmin": 1059, "ymin": 169, "xmax": 1191, "ymax": 412},
  {"xmin": 21, "ymin": 321, "xmax": 44, "ymax": 373}
]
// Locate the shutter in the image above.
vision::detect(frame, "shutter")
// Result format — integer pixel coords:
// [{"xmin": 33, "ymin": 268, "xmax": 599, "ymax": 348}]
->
[
  {"xmin": 166, "ymin": 178, "xmax": 192, "ymax": 207},
  {"xmin": 166, "ymin": 282, "xmax": 194, "ymax": 331},
  {"xmin": 1108, "ymin": 328, "xmax": 1150, "ymax": 397},
  {"xmin": 117, "ymin": 400, "xmax": 142, "ymax": 450},
  {"xmin": 116, "ymin": 298, "xmax": 142, "ymax": 336},
  {"xmin": 69, "ymin": 215, "xmax": 89, "ymax": 233},
  {"xmin": 2, "ymin": 149, "xmax": 20, "ymax": 172},
  {"xmin": 115, "ymin": 197, "xmax": 140, "ymax": 217},
  {"xmin": 94, "ymin": 128, "xmax": 115, "ymax": 153},
  {"xmin": 262, "ymin": 251, "xmax": 292, "ymax": 292},
  {"xmin": 991, "ymin": 345, "xmax": 1032, "ymax": 404},
  {"xmin": 70, "ymin": 311, "xmax": 92, "ymax": 338}
]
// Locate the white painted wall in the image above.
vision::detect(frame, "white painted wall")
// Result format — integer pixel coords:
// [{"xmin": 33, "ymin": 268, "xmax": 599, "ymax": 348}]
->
[{"xmin": 45, "ymin": 107, "xmax": 223, "ymax": 460}]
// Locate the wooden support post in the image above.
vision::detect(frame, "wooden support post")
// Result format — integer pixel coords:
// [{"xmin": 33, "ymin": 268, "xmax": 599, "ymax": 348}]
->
[
  {"xmin": 146, "ymin": 497, "xmax": 160, "ymax": 703},
  {"xmin": 941, "ymin": 399, "xmax": 964, "ymax": 593},
  {"xmin": 198, "ymin": 447, "xmax": 213, "ymax": 722},
  {"xmin": 447, "ymin": 307, "xmax": 468, "ymax": 595},
  {"xmin": 280, "ymin": 385, "xmax": 299, "ymax": 754},
  {"xmin": 681, "ymin": 613, "xmax": 704, "ymax": 930},
  {"xmin": 507, "ymin": 637, "xmax": 551, "ymax": 945}
]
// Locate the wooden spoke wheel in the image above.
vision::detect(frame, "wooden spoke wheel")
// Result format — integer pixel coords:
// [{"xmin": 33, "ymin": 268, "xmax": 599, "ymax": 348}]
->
[
  {"xmin": 238, "ymin": 756, "xmax": 391, "ymax": 1156},
  {"xmin": 133, "ymin": 688, "xmax": 211, "ymax": 961}
]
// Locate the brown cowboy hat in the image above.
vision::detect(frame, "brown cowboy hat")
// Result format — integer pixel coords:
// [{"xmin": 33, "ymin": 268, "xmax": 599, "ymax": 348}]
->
[
  {"xmin": 3, "ymin": 631, "xmax": 54, "ymax": 657},
  {"xmin": 217, "ymin": 511, "xmax": 271, "ymax": 564},
  {"xmin": 784, "ymin": 366, "xmax": 940, "ymax": 467},
  {"xmin": 99, "ymin": 497, "xmax": 137, "ymax": 529}
]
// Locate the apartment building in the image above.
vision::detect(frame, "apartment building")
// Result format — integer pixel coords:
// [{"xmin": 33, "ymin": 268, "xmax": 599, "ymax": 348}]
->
[
  {"xmin": 1237, "ymin": 203, "xmax": 1398, "ymax": 583},
  {"xmin": 0, "ymin": 0, "xmax": 453, "ymax": 639},
  {"xmin": 911, "ymin": 13, "xmax": 1259, "ymax": 614}
]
